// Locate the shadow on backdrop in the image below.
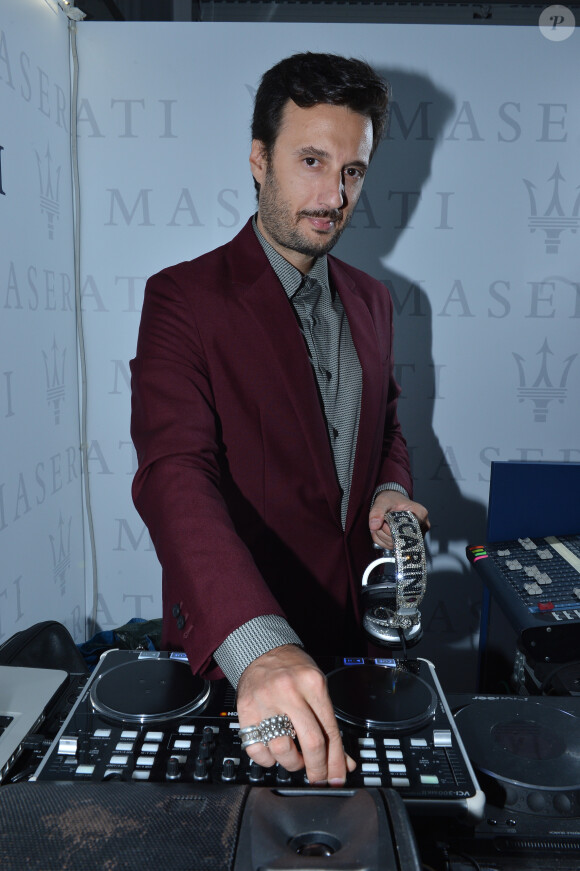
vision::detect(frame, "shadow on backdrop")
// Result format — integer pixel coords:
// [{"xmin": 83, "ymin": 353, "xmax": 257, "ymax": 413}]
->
[{"xmin": 335, "ymin": 68, "xmax": 491, "ymax": 691}]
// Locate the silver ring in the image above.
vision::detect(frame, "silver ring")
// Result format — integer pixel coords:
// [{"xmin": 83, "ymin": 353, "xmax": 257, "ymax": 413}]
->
[
  {"xmin": 258, "ymin": 714, "xmax": 296, "ymax": 747},
  {"xmin": 240, "ymin": 736, "xmax": 264, "ymax": 751},
  {"xmin": 238, "ymin": 714, "xmax": 296, "ymax": 752},
  {"xmin": 239, "ymin": 724, "xmax": 265, "ymax": 752},
  {"xmin": 238, "ymin": 724, "xmax": 261, "ymax": 738},
  {"xmin": 238, "ymin": 724, "xmax": 262, "ymax": 744}
]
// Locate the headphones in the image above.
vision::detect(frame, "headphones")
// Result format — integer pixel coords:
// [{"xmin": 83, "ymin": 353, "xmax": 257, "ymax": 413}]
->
[{"xmin": 361, "ymin": 511, "xmax": 427, "ymax": 649}]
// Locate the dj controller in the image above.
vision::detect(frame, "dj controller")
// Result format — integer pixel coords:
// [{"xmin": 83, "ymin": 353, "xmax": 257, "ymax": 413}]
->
[
  {"xmin": 31, "ymin": 649, "xmax": 484, "ymax": 820},
  {"xmin": 3, "ymin": 521, "xmax": 580, "ymax": 869},
  {"xmin": 467, "ymin": 533, "xmax": 580, "ymax": 660},
  {"xmin": 1, "ymin": 649, "xmax": 579, "ymax": 869}
]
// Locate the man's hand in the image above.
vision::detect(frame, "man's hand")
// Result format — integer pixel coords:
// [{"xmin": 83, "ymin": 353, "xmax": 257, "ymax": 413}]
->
[
  {"xmin": 369, "ymin": 489, "xmax": 430, "ymax": 549},
  {"xmin": 236, "ymin": 644, "xmax": 356, "ymax": 785}
]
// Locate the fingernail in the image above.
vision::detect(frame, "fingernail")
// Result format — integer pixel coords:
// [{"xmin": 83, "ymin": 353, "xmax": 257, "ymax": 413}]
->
[
  {"xmin": 312, "ymin": 780, "xmax": 328, "ymax": 786},
  {"xmin": 329, "ymin": 778, "xmax": 345, "ymax": 787}
]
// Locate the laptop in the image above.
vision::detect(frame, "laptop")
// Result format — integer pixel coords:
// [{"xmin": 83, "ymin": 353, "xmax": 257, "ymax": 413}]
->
[{"xmin": 0, "ymin": 665, "xmax": 67, "ymax": 783}]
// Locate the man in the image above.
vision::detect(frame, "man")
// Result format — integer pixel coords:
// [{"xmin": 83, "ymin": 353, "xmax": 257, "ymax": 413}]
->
[{"xmin": 130, "ymin": 52, "xmax": 429, "ymax": 788}]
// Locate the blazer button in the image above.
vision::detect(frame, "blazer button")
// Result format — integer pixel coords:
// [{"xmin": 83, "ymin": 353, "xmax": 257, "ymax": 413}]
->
[
  {"xmin": 172, "ymin": 603, "xmax": 181, "ymax": 618},
  {"xmin": 176, "ymin": 615, "xmax": 185, "ymax": 630}
]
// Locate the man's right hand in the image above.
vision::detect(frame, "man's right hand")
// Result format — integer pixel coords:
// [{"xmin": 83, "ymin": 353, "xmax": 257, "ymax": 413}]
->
[{"xmin": 236, "ymin": 644, "xmax": 356, "ymax": 785}]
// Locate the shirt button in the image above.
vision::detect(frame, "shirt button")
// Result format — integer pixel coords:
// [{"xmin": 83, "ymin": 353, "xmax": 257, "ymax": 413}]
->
[
  {"xmin": 172, "ymin": 604, "xmax": 181, "ymax": 618},
  {"xmin": 176, "ymin": 615, "xmax": 185, "ymax": 630}
]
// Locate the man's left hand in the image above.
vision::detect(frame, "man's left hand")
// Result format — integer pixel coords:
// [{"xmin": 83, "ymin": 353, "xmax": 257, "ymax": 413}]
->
[{"xmin": 369, "ymin": 490, "xmax": 430, "ymax": 549}]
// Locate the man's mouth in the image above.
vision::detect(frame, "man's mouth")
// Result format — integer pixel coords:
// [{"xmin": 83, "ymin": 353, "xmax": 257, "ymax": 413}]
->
[{"xmin": 300, "ymin": 210, "xmax": 342, "ymax": 232}]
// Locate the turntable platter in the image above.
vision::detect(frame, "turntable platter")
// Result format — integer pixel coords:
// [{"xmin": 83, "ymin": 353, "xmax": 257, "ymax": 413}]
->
[
  {"xmin": 455, "ymin": 700, "xmax": 580, "ymax": 790},
  {"xmin": 90, "ymin": 657, "xmax": 211, "ymax": 724},
  {"xmin": 327, "ymin": 663, "xmax": 437, "ymax": 732}
]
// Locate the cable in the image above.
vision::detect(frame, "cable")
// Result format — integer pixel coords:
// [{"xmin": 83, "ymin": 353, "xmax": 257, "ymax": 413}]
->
[
  {"xmin": 68, "ymin": 17, "xmax": 99, "ymax": 636},
  {"xmin": 443, "ymin": 847, "xmax": 483, "ymax": 871},
  {"xmin": 448, "ymin": 852, "xmax": 482, "ymax": 871}
]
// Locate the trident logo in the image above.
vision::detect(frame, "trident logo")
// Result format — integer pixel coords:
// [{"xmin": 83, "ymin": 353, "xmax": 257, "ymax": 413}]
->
[
  {"xmin": 513, "ymin": 338, "xmax": 577, "ymax": 423},
  {"xmin": 42, "ymin": 338, "xmax": 66, "ymax": 424},
  {"xmin": 523, "ymin": 164, "xmax": 580, "ymax": 255},
  {"xmin": 35, "ymin": 144, "xmax": 61, "ymax": 240},
  {"xmin": 50, "ymin": 514, "xmax": 72, "ymax": 597}
]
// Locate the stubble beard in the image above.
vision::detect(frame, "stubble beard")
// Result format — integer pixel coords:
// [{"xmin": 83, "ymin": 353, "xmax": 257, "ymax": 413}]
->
[{"xmin": 258, "ymin": 165, "xmax": 352, "ymax": 260}]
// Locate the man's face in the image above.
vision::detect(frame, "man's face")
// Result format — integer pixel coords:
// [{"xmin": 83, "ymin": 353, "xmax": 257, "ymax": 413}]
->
[{"xmin": 250, "ymin": 101, "xmax": 373, "ymax": 273}]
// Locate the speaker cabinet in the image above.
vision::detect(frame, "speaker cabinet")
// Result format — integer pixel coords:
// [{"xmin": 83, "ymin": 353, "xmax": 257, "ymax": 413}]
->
[{"xmin": 0, "ymin": 783, "xmax": 420, "ymax": 870}]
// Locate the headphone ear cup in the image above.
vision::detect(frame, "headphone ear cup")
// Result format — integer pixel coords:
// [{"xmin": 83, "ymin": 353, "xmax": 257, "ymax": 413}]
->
[
  {"xmin": 360, "ymin": 583, "xmax": 374, "ymax": 612},
  {"xmin": 360, "ymin": 558, "xmax": 398, "ymax": 647}
]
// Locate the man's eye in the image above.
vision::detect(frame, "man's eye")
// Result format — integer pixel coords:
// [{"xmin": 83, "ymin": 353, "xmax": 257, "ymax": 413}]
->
[
  {"xmin": 346, "ymin": 167, "xmax": 364, "ymax": 179},
  {"xmin": 304, "ymin": 157, "xmax": 319, "ymax": 167}
]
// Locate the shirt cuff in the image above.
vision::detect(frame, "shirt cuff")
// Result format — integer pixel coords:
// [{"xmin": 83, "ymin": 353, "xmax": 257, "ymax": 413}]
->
[
  {"xmin": 371, "ymin": 482, "xmax": 410, "ymax": 506},
  {"xmin": 213, "ymin": 615, "xmax": 303, "ymax": 689}
]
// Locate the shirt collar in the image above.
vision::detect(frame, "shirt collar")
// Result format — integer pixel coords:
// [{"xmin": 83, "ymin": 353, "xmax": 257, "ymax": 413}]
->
[{"xmin": 252, "ymin": 214, "xmax": 330, "ymax": 300}]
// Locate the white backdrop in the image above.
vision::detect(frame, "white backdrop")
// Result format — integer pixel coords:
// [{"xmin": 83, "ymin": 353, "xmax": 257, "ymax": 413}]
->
[
  {"xmin": 2, "ymin": 9, "xmax": 578, "ymax": 689},
  {"xmin": 0, "ymin": 0, "xmax": 85, "ymax": 645}
]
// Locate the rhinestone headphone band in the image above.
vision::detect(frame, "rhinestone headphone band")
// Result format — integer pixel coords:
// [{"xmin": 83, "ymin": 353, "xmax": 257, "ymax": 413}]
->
[
  {"xmin": 362, "ymin": 510, "xmax": 427, "ymax": 631},
  {"xmin": 388, "ymin": 510, "xmax": 427, "ymax": 627}
]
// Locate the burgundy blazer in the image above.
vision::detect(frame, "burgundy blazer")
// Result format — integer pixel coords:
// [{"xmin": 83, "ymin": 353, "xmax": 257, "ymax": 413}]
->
[{"xmin": 130, "ymin": 219, "xmax": 412, "ymax": 678}]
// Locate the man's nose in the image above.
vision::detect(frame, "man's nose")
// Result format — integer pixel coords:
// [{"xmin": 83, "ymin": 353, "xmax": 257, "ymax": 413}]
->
[{"xmin": 320, "ymin": 172, "xmax": 345, "ymax": 210}]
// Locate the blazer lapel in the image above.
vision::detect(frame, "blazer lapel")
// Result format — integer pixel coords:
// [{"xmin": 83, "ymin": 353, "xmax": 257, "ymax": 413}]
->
[{"xmin": 226, "ymin": 224, "xmax": 343, "ymax": 521}]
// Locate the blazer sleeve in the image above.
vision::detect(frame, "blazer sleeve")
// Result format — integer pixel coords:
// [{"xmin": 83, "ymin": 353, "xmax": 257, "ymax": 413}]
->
[{"xmin": 130, "ymin": 267, "xmax": 286, "ymax": 678}]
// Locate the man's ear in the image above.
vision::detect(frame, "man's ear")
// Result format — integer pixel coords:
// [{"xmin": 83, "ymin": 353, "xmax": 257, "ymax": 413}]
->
[{"xmin": 249, "ymin": 140, "xmax": 268, "ymax": 187}]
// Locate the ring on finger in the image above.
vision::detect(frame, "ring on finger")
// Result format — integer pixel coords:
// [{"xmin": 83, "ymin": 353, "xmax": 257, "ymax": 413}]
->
[
  {"xmin": 258, "ymin": 714, "xmax": 296, "ymax": 747},
  {"xmin": 238, "ymin": 724, "xmax": 261, "ymax": 739},
  {"xmin": 240, "ymin": 735, "xmax": 265, "ymax": 751}
]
